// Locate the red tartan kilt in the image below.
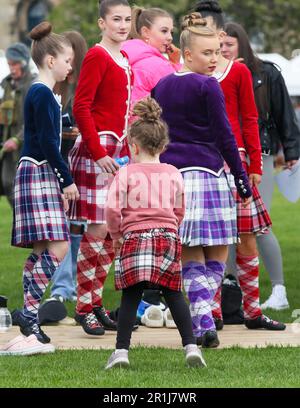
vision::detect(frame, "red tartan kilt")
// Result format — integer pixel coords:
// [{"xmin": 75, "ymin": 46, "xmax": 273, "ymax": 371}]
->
[
  {"xmin": 68, "ymin": 134, "xmax": 129, "ymax": 224},
  {"xmin": 114, "ymin": 228, "xmax": 182, "ymax": 291},
  {"xmin": 225, "ymin": 152, "xmax": 272, "ymax": 234}
]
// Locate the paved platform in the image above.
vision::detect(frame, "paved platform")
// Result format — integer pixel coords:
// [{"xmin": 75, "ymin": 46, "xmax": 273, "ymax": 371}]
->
[{"xmin": 1, "ymin": 322, "xmax": 299, "ymax": 350}]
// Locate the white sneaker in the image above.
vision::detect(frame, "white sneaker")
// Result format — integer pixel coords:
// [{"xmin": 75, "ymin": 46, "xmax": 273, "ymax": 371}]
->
[
  {"xmin": 141, "ymin": 305, "xmax": 164, "ymax": 328},
  {"xmin": 163, "ymin": 308, "xmax": 176, "ymax": 328},
  {"xmin": 261, "ymin": 285, "xmax": 290, "ymax": 311},
  {"xmin": 184, "ymin": 344, "xmax": 207, "ymax": 368},
  {"xmin": 105, "ymin": 349, "xmax": 129, "ymax": 370},
  {"xmin": 0, "ymin": 335, "xmax": 55, "ymax": 356}
]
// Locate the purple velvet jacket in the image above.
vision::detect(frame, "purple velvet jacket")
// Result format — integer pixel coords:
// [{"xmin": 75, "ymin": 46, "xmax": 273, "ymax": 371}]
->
[{"xmin": 152, "ymin": 72, "xmax": 252, "ymax": 198}]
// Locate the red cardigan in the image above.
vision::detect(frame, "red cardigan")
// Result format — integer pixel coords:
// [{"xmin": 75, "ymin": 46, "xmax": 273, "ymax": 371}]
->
[
  {"xmin": 218, "ymin": 61, "xmax": 262, "ymax": 175},
  {"xmin": 73, "ymin": 45, "xmax": 133, "ymax": 162}
]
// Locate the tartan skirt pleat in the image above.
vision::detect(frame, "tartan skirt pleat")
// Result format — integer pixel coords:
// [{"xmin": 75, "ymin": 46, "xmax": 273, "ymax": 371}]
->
[
  {"xmin": 180, "ymin": 170, "xmax": 238, "ymax": 247},
  {"xmin": 225, "ymin": 152, "xmax": 272, "ymax": 234},
  {"xmin": 114, "ymin": 228, "xmax": 182, "ymax": 291},
  {"xmin": 12, "ymin": 160, "xmax": 69, "ymax": 248},
  {"xmin": 68, "ymin": 134, "xmax": 129, "ymax": 224}
]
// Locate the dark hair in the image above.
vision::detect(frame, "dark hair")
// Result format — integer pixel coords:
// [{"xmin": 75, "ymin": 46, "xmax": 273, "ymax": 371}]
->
[
  {"xmin": 193, "ymin": 1, "xmax": 224, "ymax": 30},
  {"xmin": 180, "ymin": 12, "xmax": 216, "ymax": 53},
  {"xmin": 224, "ymin": 22, "xmax": 262, "ymax": 74},
  {"xmin": 129, "ymin": 97, "xmax": 169, "ymax": 156},
  {"xmin": 29, "ymin": 21, "xmax": 71, "ymax": 67},
  {"xmin": 54, "ymin": 31, "xmax": 88, "ymax": 108},
  {"xmin": 128, "ymin": 7, "xmax": 172, "ymax": 40},
  {"xmin": 98, "ymin": 0, "xmax": 130, "ymax": 19},
  {"xmin": 224, "ymin": 22, "xmax": 267, "ymax": 116}
]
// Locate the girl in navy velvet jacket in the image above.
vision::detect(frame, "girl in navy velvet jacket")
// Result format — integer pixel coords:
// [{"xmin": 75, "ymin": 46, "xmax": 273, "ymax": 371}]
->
[{"xmin": 1, "ymin": 22, "xmax": 79, "ymax": 356}]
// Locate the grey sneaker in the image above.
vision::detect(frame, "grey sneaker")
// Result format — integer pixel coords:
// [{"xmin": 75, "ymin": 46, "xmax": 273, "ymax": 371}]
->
[
  {"xmin": 105, "ymin": 349, "xmax": 130, "ymax": 370},
  {"xmin": 184, "ymin": 344, "xmax": 207, "ymax": 368}
]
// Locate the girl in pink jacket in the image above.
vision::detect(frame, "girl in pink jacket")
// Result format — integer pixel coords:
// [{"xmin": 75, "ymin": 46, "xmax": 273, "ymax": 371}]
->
[{"xmin": 122, "ymin": 7, "xmax": 181, "ymax": 105}]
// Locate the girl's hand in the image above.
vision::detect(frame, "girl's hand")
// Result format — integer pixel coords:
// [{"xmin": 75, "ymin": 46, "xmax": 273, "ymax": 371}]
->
[
  {"xmin": 242, "ymin": 196, "xmax": 252, "ymax": 208},
  {"xmin": 61, "ymin": 194, "xmax": 69, "ymax": 212},
  {"xmin": 285, "ymin": 160, "xmax": 298, "ymax": 170},
  {"xmin": 113, "ymin": 238, "xmax": 123, "ymax": 255},
  {"xmin": 248, "ymin": 173, "xmax": 261, "ymax": 187},
  {"xmin": 96, "ymin": 155, "xmax": 119, "ymax": 174},
  {"xmin": 62, "ymin": 126, "xmax": 80, "ymax": 140},
  {"xmin": 166, "ymin": 44, "xmax": 181, "ymax": 64},
  {"xmin": 2, "ymin": 138, "xmax": 19, "ymax": 152},
  {"xmin": 63, "ymin": 183, "xmax": 80, "ymax": 201}
]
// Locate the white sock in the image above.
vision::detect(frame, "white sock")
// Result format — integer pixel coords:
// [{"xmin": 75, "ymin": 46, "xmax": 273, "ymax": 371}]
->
[
  {"xmin": 185, "ymin": 344, "xmax": 198, "ymax": 350},
  {"xmin": 115, "ymin": 348, "xmax": 128, "ymax": 354}
]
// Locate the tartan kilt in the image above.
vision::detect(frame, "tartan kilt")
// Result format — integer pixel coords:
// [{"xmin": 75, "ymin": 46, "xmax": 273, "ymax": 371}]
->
[
  {"xmin": 68, "ymin": 134, "xmax": 129, "ymax": 224},
  {"xmin": 180, "ymin": 170, "xmax": 238, "ymax": 247},
  {"xmin": 114, "ymin": 228, "xmax": 182, "ymax": 291},
  {"xmin": 225, "ymin": 152, "xmax": 272, "ymax": 234},
  {"xmin": 12, "ymin": 160, "xmax": 69, "ymax": 248}
]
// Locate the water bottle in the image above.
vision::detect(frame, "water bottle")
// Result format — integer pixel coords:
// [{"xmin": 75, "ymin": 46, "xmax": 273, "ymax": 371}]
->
[
  {"xmin": 0, "ymin": 296, "xmax": 12, "ymax": 333},
  {"xmin": 115, "ymin": 156, "xmax": 129, "ymax": 167}
]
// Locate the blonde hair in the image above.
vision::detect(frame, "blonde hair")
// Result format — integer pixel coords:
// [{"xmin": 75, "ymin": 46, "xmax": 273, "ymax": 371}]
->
[
  {"xmin": 128, "ymin": 7, "xmax": 172, "ymax": 40},
  {"xmin": 180, "ymin": 12, "xmax": 217, "ymax": 53},
  {"xmin": 129, "ymin": 97, "xmax": 169, "ymax": 156}
]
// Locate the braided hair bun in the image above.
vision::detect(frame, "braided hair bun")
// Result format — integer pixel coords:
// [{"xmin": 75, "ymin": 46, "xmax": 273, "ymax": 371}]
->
[
  {"xmin": 132, "ymin": 97, "xmax": 162, "ymax": 123},
  {"xmin": 129, "ymin": 97, "xmax": 169, "ymax": 156},
  {"xmin": 181, "ymin": 12, "xmax": 207, "ymax": 31}
]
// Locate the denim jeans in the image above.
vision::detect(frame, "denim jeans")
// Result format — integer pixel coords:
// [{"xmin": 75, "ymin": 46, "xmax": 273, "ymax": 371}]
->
[{"xmin": 50, "ymin": 231, "xmax": 83, "ymax": 300}]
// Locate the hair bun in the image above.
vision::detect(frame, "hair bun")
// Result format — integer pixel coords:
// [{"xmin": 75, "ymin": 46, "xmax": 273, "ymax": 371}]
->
[
  {"xmin": 194, "ymin": 1, "xmax": 223, "ymax": 13},
  {"xmin": 181, "ymin": 12, "xmax": 207, "ymax": 30},
  {"xmin": 29, "ymin": 21, "xmax": 52, "ymax": 41},
  {"xmin": 132, "ymin": 97, "xmax": 162, "ymax": 123}
]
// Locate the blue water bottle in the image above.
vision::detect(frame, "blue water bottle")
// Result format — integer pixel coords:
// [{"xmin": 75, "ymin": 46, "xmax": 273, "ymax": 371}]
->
[{"xmin": 115, "ymin": 156, "xmax": 129, "ymax": 167}]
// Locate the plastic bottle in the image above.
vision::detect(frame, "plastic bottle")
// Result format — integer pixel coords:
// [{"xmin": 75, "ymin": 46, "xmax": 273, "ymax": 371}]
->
[
  {"xmin": 115, "ymin": 156, "xmax": 129, "ymax": 167},
  {"xmin": 0, "ymin": 295, "xmax": 12, "ymax": 332}
]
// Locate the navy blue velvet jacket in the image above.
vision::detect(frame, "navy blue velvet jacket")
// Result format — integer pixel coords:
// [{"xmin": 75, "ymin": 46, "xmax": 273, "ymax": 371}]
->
[{"xmin": 21, "ymin": 82, "xmax": 73, "ymax": 189}]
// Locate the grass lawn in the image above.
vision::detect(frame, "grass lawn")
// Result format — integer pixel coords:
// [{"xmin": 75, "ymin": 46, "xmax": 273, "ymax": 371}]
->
[{"xmin": 0, "ymin": 189, "xmax": 300, "ymax": 388}]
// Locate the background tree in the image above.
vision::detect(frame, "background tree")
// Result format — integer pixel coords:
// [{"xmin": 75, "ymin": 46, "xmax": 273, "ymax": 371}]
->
[
  {"xmin": 49, "ymin": 0, "xmax": 300, "ymax": 57},
  {"xmin": 220, "ymin": 0, "xmax": 300, "ymax": 57}
]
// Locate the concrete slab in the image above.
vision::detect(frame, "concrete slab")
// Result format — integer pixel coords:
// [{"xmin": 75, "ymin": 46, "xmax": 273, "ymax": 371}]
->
[{"xmin": 1, "ymin": 323, "xmax": 299, "ymax": 350}]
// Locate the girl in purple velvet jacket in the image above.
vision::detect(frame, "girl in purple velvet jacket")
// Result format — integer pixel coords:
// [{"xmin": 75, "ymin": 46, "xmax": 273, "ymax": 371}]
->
[{"xmin": 152, "ymin": 14, "xmax": 252, "ymax": 348}]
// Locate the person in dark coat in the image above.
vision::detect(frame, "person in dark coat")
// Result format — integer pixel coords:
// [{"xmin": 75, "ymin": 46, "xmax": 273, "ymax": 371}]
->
[
  {"xmin": 222, "ymin": 21, "xmax": 300, "ymax": 311},
  {"xmin": 0, "ymin": 42, "xmax": 37, "ymax": 206}
]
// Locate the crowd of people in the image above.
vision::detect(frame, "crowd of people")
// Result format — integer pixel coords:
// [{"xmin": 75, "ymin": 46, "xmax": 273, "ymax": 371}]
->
[{"xmin": 0, "ymin": 0, "xmax": 299, "ymax": 369}]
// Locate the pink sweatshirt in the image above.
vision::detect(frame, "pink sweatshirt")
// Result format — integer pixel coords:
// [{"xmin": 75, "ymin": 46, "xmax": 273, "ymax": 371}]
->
[
  {"xmin": 122, "ymin": 39, "xmax": 181, "ymax": 105},
  {"xmin": 105, "ymin": 163, "xmax": 185, "ymax": 239}
]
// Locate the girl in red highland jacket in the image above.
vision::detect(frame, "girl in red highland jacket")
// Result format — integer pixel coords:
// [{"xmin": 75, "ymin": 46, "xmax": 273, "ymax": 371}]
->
[{"xmin": 69, "ymin": 0, "xmax": 133, "ymax": 336}]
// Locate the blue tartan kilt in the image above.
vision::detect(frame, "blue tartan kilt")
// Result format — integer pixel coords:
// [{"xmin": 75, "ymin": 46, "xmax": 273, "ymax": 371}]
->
[
  {"xmin": 11, "ymin": 160, "xmax": 69, "ymax": 248},
  {"xmin": 180, "ymin": 170, "xmax": 239, "ymax": 247}
]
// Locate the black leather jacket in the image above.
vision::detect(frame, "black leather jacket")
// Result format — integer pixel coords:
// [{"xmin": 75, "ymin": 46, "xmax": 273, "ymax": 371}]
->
[{"xmin": 252, "ymin": 61, "xmax": 300, "ymax": 161}]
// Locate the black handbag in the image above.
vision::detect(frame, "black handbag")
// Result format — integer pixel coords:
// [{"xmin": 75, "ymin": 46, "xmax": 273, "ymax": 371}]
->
[{"xmin": 221, "ymin": 274, "xmax": 244, "ymax": 324}]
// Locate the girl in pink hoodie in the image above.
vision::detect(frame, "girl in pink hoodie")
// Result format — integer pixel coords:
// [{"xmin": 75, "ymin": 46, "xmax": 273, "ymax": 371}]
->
[{"xmin": 122, "ymin": 7, "xmax": 181, "ymax": 105}]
